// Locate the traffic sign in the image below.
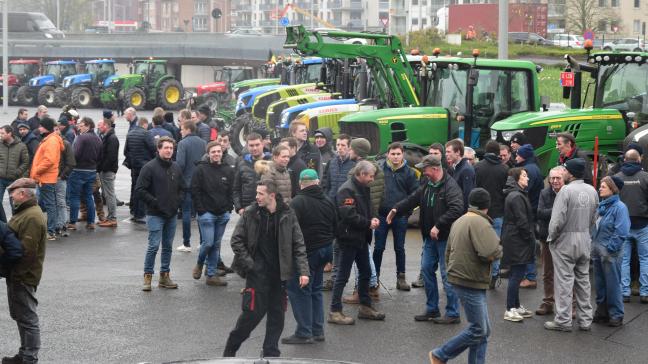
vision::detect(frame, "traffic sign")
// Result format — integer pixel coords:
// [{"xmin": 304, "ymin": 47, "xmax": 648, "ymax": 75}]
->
[
  {"xmin": 560, "ymin": 72, "xmax": 575, "ymax": 87},
  {"xmin": 280, "ymin": 17, "xmax": 289, "ymax": 27},
  {"xmin": 380, "ymin": 18, "xmax": 389, "ymax": 27},
  {"xmin": 584, "ymin": 30, "xmax": 594, "ymax": 40}
]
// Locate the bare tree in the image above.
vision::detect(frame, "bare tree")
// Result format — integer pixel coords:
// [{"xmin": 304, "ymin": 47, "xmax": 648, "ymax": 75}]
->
[{"xmin": 566, "ymin": 0, "xmax": 620, "ymax": 33}]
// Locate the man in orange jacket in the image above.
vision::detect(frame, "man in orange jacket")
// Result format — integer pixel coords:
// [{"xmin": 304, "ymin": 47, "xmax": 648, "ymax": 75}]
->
[{"xmin": 29, "ymin": 116, "xmax": 64, "ymax": 241}]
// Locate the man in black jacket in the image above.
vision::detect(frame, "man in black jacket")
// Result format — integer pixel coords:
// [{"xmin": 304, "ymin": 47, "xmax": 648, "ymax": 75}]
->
[
  {"xmin": 124, "ymin": 117, "xmax": 154, "ymax": 223},
  {"xmin": 223, "ymin": 179, "xmax": 309, "ymax": 358},
  {"xmin": 388, "ymin": 155, "xmax": 464, "ymax": 324},
  {"xmin": 97, "ymin": 118, "xmax": 120, "ymax": 228},
  {"xmin": 329, "ymin": 160, "xmax": 385, "ymax": 325},
  {"xmin": 233, "ymin": 133, "xmax": 271, "ymax": 214},
  {"xmin": 557, "ymin": 132, "xmax": 593, "ymax": 185},
  {"xmin": 475, "ymin": 140, "xmax": 509, "ymax": 288},
  {"xmin": 280, "ymin": 137, "xmax": 307, "ymax": 198},
  {"xmin": 136, "ymin": 137, "xmax": 184, "ymax": 291},
  {"xmin": 290, "ymin": 121, "xmax": 320, "ymax": 171},
  {"xmin": 535, "ymin": 166, "xmax": 566, "ymax": 315},
  {"xmin": 191, "ymin": 141, "xmax": 234, "ymax": 286},
  {"xmin": 445, "ymin": 138, "xmax": 475, "ymax": 212},
  {"xmin": 284, "ymin": 169, "xmax": 336, "ymax": 344}
]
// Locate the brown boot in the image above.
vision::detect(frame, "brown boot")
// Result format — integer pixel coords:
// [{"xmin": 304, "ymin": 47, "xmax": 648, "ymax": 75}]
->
[
  {"xmin": 192, "ymin": 264, "xmax": 203, "ymax": 280},
  {"xmin": 206, "ymin": 276, "xmax": 228, "ymax": 286},
  {"xmin": 98, "ymin": 220, "xmax": 117, "ymax": 227},
  {"xmin": 328, "ymin": 311, "xmax": 355, "ymax": 325},
  {"xmin": 369, "ymin": 286, "xmax": 380, "ymax": 301},
  {"xmin": 158, "ymin": 272, "xmax": 178, "ymax": 289},
  {"xmin": 358, "ymin": 305, "xmax": 385, "ymax": 320},
  {"xmin": 342, "ymin": 290, "xmax": 360, "ymax": 304},
  {"xmin": 535, "ymin": 303, "xmax": 554, "ymax": 316},
  {"xmin": 396, "ymin": 273, "xmax": 411, "ymax": 291},
  {"xmin": 142, "ymin": 273, "xmax": 152, "ymax": 291}
]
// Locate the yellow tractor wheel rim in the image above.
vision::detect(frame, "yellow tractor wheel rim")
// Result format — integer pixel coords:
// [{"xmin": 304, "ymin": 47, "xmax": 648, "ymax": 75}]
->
[
  {"xmin": 165, "ymin": 86, "xmax": 180, "ymax": 103},
  {"xmin": 131, "ymin": 93, "xmax": 143, "ymax": 106}
]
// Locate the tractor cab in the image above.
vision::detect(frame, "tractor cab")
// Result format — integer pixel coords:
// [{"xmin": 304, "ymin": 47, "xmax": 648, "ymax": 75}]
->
[
  {"xmin": 42, "ymin": 61, "xmax": 78, "ymax": 83},
  {"xmin": 85, "ymin": 60, "xmax": 116, "ymax": 84},
  {"xmin": 7, "ymin": 60, "xmax": 40, "ymax": 85},
  {"xmin": 133, "ymin": 60, "xmax": 168, "ymax": 86}
]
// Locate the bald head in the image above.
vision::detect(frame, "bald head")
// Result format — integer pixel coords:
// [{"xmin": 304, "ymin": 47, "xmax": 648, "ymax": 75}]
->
[{"xmin": 625, "ymin": 149, "xmax": 641, "ymax": 162}]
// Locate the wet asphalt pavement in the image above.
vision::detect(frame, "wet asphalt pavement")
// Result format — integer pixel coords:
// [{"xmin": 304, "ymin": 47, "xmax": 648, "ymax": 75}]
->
[{"xmin": 0, "ymin": 107, "xmax": 647, "ymax": 364}]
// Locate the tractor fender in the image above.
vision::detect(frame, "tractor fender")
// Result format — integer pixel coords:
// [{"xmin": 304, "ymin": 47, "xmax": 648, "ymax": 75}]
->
[{"xmin": 154, "ymin": 75, "xmax": 175, "ymax": 89}]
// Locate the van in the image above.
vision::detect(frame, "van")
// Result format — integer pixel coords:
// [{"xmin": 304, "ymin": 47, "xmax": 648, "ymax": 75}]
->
[{"xmin": 0, "ymin": 12, "xmax": 65, "ymax": 39}]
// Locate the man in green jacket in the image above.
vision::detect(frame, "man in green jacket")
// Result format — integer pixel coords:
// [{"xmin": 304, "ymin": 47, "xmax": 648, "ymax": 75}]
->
[
  {"xmin": 4, "ymin": 178, "xmax": 47, "ymax": 364},
  {"xmin": 429, "ymin": 188, "xmax": 502, "ymax": 364},
  {"xmin": 0, "ymin": 125, "xmax": 30, "ymax": 223}
]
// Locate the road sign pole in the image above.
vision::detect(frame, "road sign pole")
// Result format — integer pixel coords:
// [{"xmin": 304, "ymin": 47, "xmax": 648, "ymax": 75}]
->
[{"xmin": 2, "ymin": 0, "xmax": 8, "ymax": 115}]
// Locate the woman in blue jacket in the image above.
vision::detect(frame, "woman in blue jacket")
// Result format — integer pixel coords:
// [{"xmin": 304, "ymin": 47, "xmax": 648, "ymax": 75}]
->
[{"xmin": 592, "ymin": 176, "xmax": 630, "ymax": 327}]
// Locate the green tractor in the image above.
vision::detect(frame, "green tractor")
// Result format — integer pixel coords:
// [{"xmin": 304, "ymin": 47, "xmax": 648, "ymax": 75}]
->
[
  {"xmin": 100, "ymin": 60, "xmax": 184, "ymax": 110},
  {"xmin": 490, "ymin": 49, "xmax": 647, "ymax": 175}
]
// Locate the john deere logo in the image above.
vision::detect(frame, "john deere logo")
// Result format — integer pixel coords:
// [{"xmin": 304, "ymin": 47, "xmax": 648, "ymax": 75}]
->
[{"xmin": 392, "ymin": 57, "xmax": 398, "ymax": 63}]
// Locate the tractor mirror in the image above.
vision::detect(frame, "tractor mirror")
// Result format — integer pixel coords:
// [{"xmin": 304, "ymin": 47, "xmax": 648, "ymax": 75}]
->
[{"xmin": 541, "ymin": 96, "xmax": 550, "ymax": 111}]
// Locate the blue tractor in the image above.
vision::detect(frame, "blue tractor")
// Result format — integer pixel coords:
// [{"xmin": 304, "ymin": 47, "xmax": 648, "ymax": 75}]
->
[
  {"xmin": 55, "ymin": 59, "xmax": 117, "ymax": 108},
  {"xmin": 16, "ymin": 60, "xmax": 78, "ymax": 106}
]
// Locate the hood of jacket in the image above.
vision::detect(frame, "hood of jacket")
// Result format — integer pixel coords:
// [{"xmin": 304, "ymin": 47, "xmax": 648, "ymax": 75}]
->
[
  {"xmin": 297, "ymin": 184, "xmax": 326, "ymax": 199},
  {"xmin": 621, "ymin": 161, "xmax": 642, "ymax": 176},
  {"xmin": 244, "ymin": 152, "xmax": 271, "ymax": 164},
  {"xmin": 504, "ymin": 176, "xmax": 526, "ymax": 196},
  {"xmin": 483, "ymin": 153, "xmax": 501, "ymax": 165}
]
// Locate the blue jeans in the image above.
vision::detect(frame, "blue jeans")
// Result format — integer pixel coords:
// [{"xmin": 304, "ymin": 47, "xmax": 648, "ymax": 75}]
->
[
  {"xmin": 181, "ymin": 191, "xmax": 193, "ymax": 246},
  {"xmin": 506, "ymin": 264, "xmax": 526, "ymax": 310},
  {"xmin": 433, "ymin": 286, "xmax": 490, "ymax": 364},
  {"xmin": 353, "ymin": 244, "xmax": 378, "ymax": 288},
  {"xmin": 196, "ymin": 212, "xmax": 230, "ymax": 277},
  {"xmin": 37, "ymin": 183, "xmax": 57, "ymax": 234},
  {"xmin": 0, "ymin": 178, "xmax": 13, "ymax": 222},
  {"xmin": 68, "ymin": 170, "xmax": 97, "ymax": 224},
  {"xmin": 331, "ymin": 243, "xmax": 372, "ymax": 312},
  {"xmin": 622, "ymin": 226, "xmax": 648, "ymax": 297},
  {"xmin": 143, "ymin": 215, "xmax": 177, "ymax": 274},
  {"xmin": 55, "ymin": 179, "xmax": 68, "ymax": 230},
  {"xmin": 592, "ymin": 243, "xmax": 624, "ymax": 320},
  {"xmin": 373, "ymin": 215, "xmax": 408, "ymax": 275},
  {"xmin": 287, "ymin": 244, "xmax": 332, "ymax": 338},
  {"xmin": 491, "ymin": 217, "xmax": 503, "ymax": 278},
  {"xmin": 422, "ymin": 237, "xmax": 459, "ymax": 317},
  {"xmin": 525, "ymin": 261, "xmax": 537, "ymax": 281}
]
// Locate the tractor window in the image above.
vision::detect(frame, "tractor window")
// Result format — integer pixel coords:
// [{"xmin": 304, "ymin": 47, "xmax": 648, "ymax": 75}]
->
[
  {"xmin": 8, "ymin": 64, "xmax": 25, "ymax": 75},
  {"xmin": 46, "ymin": 65, "xmax": 60, "ymax": 77},
  {"xmin": 134, "ymin": 63, "xmax": 148, "ymax": 75},
  {"xmin": 472, "ymin": 68, "xmax": 532, "ymax": 128},
  {"xmin": 425, "ymin": 67, "xmax": 468, "ymax": 115},
  {"xmin": 597, "ymin": 63, "xmax": 648, "ymax": 114},
  {"xmin": 302, "ymin": 63, "xmax": 322, "ymax": 83},
  {"xmin": 61, "ymin": 64, "xmax": 77, "ymax": 77}
]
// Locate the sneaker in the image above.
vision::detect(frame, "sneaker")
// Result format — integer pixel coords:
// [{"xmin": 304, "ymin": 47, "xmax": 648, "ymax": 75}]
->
[
  {"xmin": 47, "ymin": 233, "xmax": 57, "ymax": 241},
  {"xmin": 281, "ymin": 334, "xmax": 314, "ymax": 345},
  {"xmin": 544, "ymin": 321, "xmax": 572, "ymax": 332},
  {"xmin": 431, "ymin": 316, "xmax": 461, "ymax": 325},
  {"xmin": 414, "ymin": 311, "xmax": 441, "ymax": 321},
  {"xmin": 1, "ymin": 354, "xmax": 23, "ymax": 364},
  {"xmin": 504, "ymin": 309, "xmax": 524, "ymax": 322},
  {"xmin": 328, "ymin": 311, "xmax": 355, "ymax": 325},
  {"xmin": 516, "ymin": 306, "xmax": 533, "ymax": 318},
  {"xmin": 176, "ymin": 245, "xmax": 192, "ymax": 252},
  {"xmin": 608, "ymin": 318, "xmax": 623, "ymax": 327}
]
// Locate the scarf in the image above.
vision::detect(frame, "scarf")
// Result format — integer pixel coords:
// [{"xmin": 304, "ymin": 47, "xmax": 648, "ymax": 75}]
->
[{"xmin": 598, "ymin": 194, "xmax": 620, "ymax": 216}]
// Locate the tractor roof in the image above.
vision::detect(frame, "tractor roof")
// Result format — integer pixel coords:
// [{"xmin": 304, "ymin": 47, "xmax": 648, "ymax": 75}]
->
[
  {"xmin": 134, "ymin": 59, "xmax": 168, "ymax": 64},
  {"xmin": 302, "ymin": 57, "xmax": 323, "ymax": 65},
  {"xmin": 9, "ymin": 60, "xmax": 40, "ymax": 65},
  {"xmin": 588, "ymin": 51, "xmax": 648, "ymax": 64},
  {"xmin": 86, "ymin": 59, "xmax": 115, "ymax": 64},
  {"xmin": 426, "ymin": 56, "xmax": 538, "ymax": 72},
  {"xmin": 46, "ymin": 60, "xmax": 77, "ymax": 65}
]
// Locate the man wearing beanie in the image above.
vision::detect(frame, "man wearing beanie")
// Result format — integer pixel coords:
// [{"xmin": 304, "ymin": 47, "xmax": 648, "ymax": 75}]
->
[
  {"xmin": 429, "ymin": 188, "xmax": 502, "ymax": 364},
  {"xmin": 514, "ymin": 143, "xmax": 544, "ymax": 289},
  {"xmin": 509, "ymin": 132, "xmax": 528, "ymax": 154},
  {"xmin": 284, "ymin": 169, "xmax": 336, "ymax": 344},
  {"xmin": 545, "ymin": 158, "xmax": 598, "ymax": 332},
  {"xmin": 196, "ymin": 105, "xmax": 213, "ymax": 142},
  {"xmin": 615, "ymin": 148, "xmax": 648, "ymax": 303}
]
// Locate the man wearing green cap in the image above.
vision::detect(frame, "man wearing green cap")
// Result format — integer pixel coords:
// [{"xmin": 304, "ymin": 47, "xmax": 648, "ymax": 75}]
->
[{"xmin": 283, "ymin": 169, "xmax": 337, "ymax": 344}]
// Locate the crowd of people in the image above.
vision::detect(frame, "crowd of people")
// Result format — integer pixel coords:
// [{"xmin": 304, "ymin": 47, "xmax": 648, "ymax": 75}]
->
[{"xmin": 0, "ymin": 104, "xmax": 647, "ymax": 364}]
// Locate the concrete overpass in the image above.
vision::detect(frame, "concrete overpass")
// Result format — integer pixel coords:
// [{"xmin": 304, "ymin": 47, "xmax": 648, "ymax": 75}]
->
[{"xmin": 1, "ymin": 32, "xmax": 289, "ymax": 67}]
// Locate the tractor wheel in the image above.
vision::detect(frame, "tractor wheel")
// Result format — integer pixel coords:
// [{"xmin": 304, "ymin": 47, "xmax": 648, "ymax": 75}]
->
[
  {"xmin": 38, "ymin": 86, "xmax": 57, "ymax": 107},
  {"xmin": 8, "ymin": 86, "xmax": 19, "ymax": 105},
  {"xmin": 158, "ymin": 79, "xmax": 184, "ymax": 110},
  {"xmin": 231, "ymin": 113, "xmax": 265, "ymax": 155},
  {"xmin": 16, "ymin": 86, "xmax": 35, "ymax": 106},
  {"xmin": 54, "ymin": 87, "xmax": 69, "ymax": 107},
  {"xmin": 71, "ymin": 87, "xmax": 94, "ymax": 108},
  {"xmin": 125, "ymin": 88, "xmax": 146, "ymax": 110}
]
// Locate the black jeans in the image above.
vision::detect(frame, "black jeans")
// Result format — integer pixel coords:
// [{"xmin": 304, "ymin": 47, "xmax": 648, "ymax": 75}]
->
[
  {"xmin": 130, "ymin": 168, "xmax": 145, "ymax": 218},
  {"xmin": 224, "ymin": 280, "xmax": 287, "ymax": 357},
  {"xmin": 506, "ymin": 264, "xmax": 526, "ymax": 310},
  {"xmin": 7, "ymin": 279, "xmax": 40, "ymax": 364},
  {"xmin": 331, "ymin": 243, "xmax": 372, "ymax": 312}
]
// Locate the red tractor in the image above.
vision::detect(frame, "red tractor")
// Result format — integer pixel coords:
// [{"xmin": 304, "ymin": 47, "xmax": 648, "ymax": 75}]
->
[
  {"xmin": 192, "ymin": 66, "xmax": 256, "ymax": 112},
  {"xmin": 0, "ymin": 60, "xmax": 41, "ymax": 105}
]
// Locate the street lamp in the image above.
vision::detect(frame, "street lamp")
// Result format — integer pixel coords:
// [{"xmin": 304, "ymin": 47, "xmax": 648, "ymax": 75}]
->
[{"xmin": 2, "ymin": 0, "xmax": 8, "ymax": 114}]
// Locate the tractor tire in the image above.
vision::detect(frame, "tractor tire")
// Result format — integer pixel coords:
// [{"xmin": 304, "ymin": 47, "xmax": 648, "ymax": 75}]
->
[
  {"xmin": 125, "ymin": 88, "xmax": 146, "ymax": 110},
  {"xmin": 38, "ymin": 86, "xmax": 57, "ymax": 107},
  {"xmin": 16, "ymin": 86, "xmax": 35, "ymax": 106},
  {"xmin": 231, "ymin": 113, "xmax": 265, "ymax": 155},
  {"xmin": 54, "ymin": 87, "xmax": 69, "ymax": 107},
  {"xmin": 158, "ymin": 79, "xmax": 184, "ymax": 110},
  {"xmin": 71, "ymin": 87, "xmax": 94, "ymax": 108},
  {"xmin": 8, "ymin": 86, "xmax": 19, "ymax": 105}
]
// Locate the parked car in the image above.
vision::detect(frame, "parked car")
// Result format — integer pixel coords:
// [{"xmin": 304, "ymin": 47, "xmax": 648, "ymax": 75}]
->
[
  {"xmin": 602, "ymin": 38, "xmax": 645, "ymax": 52},
  {"xmin": 508, "ymin": 32, "xmax": 552, "ymax": 46},
  {"xmin": 552, "ymin": 34, "xmax": 585, "ymax": 48}
]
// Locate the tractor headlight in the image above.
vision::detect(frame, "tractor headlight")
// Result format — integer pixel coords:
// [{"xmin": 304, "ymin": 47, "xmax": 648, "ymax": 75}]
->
[
  {"xmin": 500, "ymin": 129, "xmax": 523, "ymax": 142},
  {"xmin": 490, "ymin": 129, "xmax": 498, "ymax": 140}
]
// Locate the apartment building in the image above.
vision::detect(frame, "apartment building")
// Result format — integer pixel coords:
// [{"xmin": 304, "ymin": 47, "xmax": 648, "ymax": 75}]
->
[{"xmin": 139, "ymin": 0, "xmax": 231, "ymax": 32}]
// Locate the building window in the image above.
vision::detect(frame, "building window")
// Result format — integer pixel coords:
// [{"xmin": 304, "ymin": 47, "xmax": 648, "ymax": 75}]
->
[
  {"xmin": 598, "ymin": 0, "xmax": 607, "ymax": 6},
  {"xmin": 422, "ymin": 18, "xmax": 427, "ymax": 26},
  {"xmin": 412, "ymin": 18, "xmax": 418, "ymax": 25},
  {"xmin": 611, "ymin": 0, "xmax": 618, "ymax": 6},
  {"xmin": 634, "ymin": 19, "xmax": 641, "ymax": 33},
  {"xmin": 412, "ymin": 0, "xmax": 418, "ymax": 5},
  {"xmin": 635, "ymin": 0, "xmax": 641, "ymax": 7},
  {"xmin": 598, "ymin": 20, "xmax": 607, "ymax": 31}
]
